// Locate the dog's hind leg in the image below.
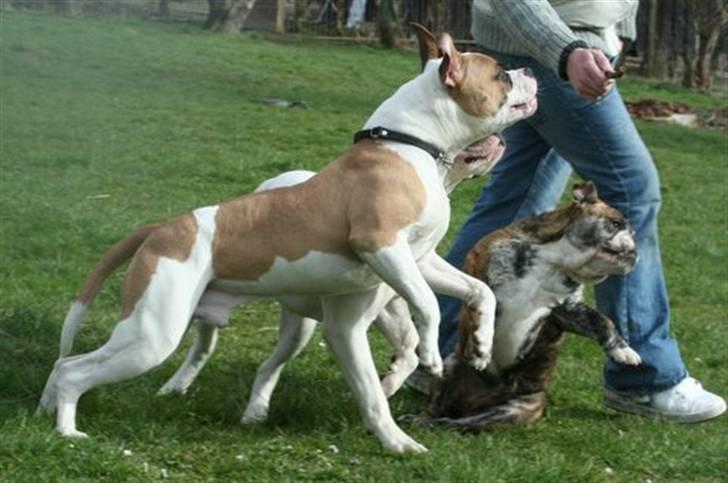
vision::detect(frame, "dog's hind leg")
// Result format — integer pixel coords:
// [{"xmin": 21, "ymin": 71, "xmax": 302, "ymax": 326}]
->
[
  {"xmin": 242, "ymin": 307, "xmax": 317, "ymax": 424},
  {"xmin": 157, "ymin": 321, "xmax": 219, "ymax": 395},
  {"xmin": 375, "ymin": 296, "xmax": 420, "ymax": 398},
  {"xmin": 47, "ymin": 252, "xmax": 213, "ymax": 437},
  {"xmin": 157, "ymin": 290, "xmax": 256, "ymax": 395},
  {"xmin": 322, "ymin": 289, "xmax": 427, "ymax": 453}
]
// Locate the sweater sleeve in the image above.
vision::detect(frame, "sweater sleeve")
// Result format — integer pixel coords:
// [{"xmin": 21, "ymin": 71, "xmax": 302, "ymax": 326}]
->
[
  {"xmin": 615, "ymin": 1, "xmax": 638, "ymax": 40},
  {"xmin": 473, "ymin": 0, "xmax": 585, "ymax": 76}
]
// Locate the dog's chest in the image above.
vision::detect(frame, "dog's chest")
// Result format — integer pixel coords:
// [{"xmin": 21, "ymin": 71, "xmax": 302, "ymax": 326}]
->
[
  {"xmin": 489, "ymin": 243, "xmax": 580, "ymax": 370},
  {"xmin": 382, "ymin": 143, "xmax": 451, "ymax": 256}
]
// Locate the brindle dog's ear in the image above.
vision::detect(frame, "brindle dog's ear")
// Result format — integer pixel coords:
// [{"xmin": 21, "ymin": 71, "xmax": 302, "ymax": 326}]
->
[
  {"xmin": 411, "ymin": 23, "xmax": 440, "ymax": 71},
  {"xmin": 572, "ymin": 181, "xmax": 598, "ymax": 204}
]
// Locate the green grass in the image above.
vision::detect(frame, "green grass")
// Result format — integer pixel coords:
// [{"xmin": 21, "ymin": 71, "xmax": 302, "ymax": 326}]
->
[{"xmin": 1, "ymin": 12, "xmax": 727, "ymax": 482}]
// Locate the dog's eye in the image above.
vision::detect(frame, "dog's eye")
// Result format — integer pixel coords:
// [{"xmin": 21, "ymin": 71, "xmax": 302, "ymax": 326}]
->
[
  {"xmin": 611, "ymin": 220, "xmax": 623, "ymax": 230},
  {"xmin": 496, "ymin": 69, "xmax": 511, "ymax": 86}
]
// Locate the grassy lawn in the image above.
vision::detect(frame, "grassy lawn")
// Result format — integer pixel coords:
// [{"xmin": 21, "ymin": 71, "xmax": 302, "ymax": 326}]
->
[{"xmin": 1, "ymin": 12, "xmax": 726, "ymax": 482}]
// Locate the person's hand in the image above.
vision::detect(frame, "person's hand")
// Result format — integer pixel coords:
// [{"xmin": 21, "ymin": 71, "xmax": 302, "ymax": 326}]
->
[{"xmin": 566, "ymin": 48, "xmax": 615, "ymax": 101}]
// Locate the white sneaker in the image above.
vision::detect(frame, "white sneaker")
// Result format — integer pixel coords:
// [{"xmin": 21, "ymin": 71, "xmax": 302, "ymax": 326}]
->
[{"xmin": 604, "ymin": 377, "xmax": 727, "ymax": 423}]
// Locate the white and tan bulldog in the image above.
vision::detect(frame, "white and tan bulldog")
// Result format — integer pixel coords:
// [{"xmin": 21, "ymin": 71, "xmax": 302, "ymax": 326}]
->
[
  {"xmin": 155, "ymin": 134, "xmax": 506, "ymax": 416},
  {"xmin": 38, "ymin": 25, "xmax": 538, "ymax": 453}
]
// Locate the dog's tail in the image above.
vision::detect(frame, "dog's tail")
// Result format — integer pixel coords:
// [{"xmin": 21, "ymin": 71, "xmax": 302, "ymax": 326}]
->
[{"xmin": 59, "ymin": 223, "xmax": 160, "ymax": 357}]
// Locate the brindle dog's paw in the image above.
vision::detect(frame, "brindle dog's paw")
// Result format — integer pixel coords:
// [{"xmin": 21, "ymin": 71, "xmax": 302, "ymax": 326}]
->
[
  {"xmin": 397, "ymin": 413, "xmax": 434, "ymax": 428},
  {"xmin": 610, "ymin": 346, "xmax": 642, "ymax": 366},
  {"xmin": 465, "ymin": 335, "xmax": 492, "ymax": 371},
  {"xmin": 470, "ymin": 353, "xmax": 492, "ymax": 372}
]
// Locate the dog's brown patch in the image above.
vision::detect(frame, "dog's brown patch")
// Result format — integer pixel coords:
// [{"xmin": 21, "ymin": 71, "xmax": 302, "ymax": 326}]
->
[
  {"xmin": 449, "ymin": 53, "xmax": 510, "ymax": 118},
  {"xmin": 120, "ymin": 214, "xmax": 198, "ymax": 319},
  {"xmin": 430, "ymin": 318, "xmax": 564, "ymax": 430},
  {"xmin": 77, "ymin": 224, "xmax": 160, "ymax": 306},
  {"xmin": 455, "ymin": 230, "xmax": 513, "ymax": 361},
  {"xmin": 211, "ymin": 140, "xmax": 427, "ymax": 281}
]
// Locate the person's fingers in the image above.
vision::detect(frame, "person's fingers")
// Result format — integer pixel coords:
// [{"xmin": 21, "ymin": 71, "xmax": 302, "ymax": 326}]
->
[
  {"xmin": 583, "ymin": 55, "xmax": 608, "ymax": 92},
  {"xmin": 567, "ymin": 48, "xmax": 614, "ymax": 101},
  {"xmin": 575, "ymin": 82, "xmax": 602, "ymax": 100},
  {"xmin": 592, "ymin": 49, "xmax": 614, "ymax": 74},
  {"xmin": 572, "ymin": 55, "xmax": 604, "ymax": 94},
  {"xmin": 603, "ymin": 79, "xmax": 616, "ymax": 94}
]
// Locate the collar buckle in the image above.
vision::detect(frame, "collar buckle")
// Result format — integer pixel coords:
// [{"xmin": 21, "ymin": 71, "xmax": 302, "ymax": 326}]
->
[
  {"xmin": 353, "ymin": 126, "xmax": 446, "ymax": 165},
  {"xmin": 370, "ymin": 127, "xmax": 389, "ymax": 139}
]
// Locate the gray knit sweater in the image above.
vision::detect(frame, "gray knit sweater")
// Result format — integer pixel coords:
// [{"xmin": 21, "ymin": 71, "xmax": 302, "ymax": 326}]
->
[{"xmin": 471, "ymin": 0, "xmax": 638, "ymax": 77}]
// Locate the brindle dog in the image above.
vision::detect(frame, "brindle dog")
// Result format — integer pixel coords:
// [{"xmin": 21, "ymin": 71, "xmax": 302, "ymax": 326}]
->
[{"xmin": 419, "ymin": 181, "xmax": 642, "ymax": 431}]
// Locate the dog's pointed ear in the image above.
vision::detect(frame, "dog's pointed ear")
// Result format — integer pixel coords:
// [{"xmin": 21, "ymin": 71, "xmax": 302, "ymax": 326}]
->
[
  {"xmin": 411, "ymin": 23, "xmax": 440, "ymax": 71},
  {"xmin": 572, "ymin": 181, "xmax": 598, "ymax": 204},
  {"xmin": 437, "ymin": 33, "xmax": 463, "ymax": 87}
]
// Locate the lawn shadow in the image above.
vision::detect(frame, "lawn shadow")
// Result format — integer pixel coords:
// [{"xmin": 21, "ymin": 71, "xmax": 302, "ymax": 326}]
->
[{"xmin": 0, "ymin": 304, "xmax": 65, "ymax": 415}]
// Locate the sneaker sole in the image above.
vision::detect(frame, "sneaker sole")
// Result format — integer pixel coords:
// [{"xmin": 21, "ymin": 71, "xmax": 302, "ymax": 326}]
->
[{"xmin": 603, "ymin": 393, "xmax": 727, "ymax": 423}]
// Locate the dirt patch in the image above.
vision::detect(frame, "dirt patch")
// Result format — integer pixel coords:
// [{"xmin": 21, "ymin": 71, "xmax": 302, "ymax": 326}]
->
[{"xmin": 625, "ymin": 99, "xmax": 728, "ymax": 131}]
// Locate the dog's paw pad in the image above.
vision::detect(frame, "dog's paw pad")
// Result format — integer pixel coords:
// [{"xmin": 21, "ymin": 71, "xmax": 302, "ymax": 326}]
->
[
  {"xmin": 611, "ymin": 346, "xmax": 642, "ymax": 366},
  {"xmin": 385, "ymin": 435, "xmax": 429, "ymax": 454},
  {"xmin": 60, "ymin": 429, "xmax": 89, "ymax": 439},
  {"xmin": 469, "ymin": 354, "xmax": 491, "ymax": 371},
  {"xmin": 241, "ymin": 408, "xmax": 269, "ymax": 425}
]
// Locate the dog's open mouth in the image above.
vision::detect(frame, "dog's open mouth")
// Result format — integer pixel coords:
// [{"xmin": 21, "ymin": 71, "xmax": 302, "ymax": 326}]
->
[
  {"xmin": 462, "ymin": 133, "xmax": 506, "ymax": 164},
  {"xmin": 597, "ymin": 245, "xmax": 637, "ymax": 266},
  {"xmin": 512, "ymin": 97, "xmax": 538, "ymax": 114}
]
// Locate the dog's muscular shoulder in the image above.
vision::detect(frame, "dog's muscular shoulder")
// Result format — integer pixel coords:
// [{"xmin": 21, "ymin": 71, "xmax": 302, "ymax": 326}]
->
[{"xmin": 212, "ymin": 139, "xmax": 427, "ymax": 280}]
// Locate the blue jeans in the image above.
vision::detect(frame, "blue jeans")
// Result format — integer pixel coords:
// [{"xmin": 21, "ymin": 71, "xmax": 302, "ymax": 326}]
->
[{"xmin": 438, "ymin": 50, "xmax": 687, "ymax": 394}]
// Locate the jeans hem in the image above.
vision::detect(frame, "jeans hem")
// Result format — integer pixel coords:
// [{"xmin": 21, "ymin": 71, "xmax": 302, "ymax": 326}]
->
[{"xmin": 604, "ymin": 372, "xmax": 688, "ymax": 396}]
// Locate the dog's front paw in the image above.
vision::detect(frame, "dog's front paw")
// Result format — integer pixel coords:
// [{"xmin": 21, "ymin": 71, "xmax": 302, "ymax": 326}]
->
[
  {"xmin": 157, "ymin": 380, "xmax": 189, "ymax": 396},
  {"xmin": 465, "ymin": 333, "xmax": 492, "ymax": 371},
  {"xmin": 469, "ymin": 352, "xmax": 492, "ymax": 372},
  {"xmin": 241, "ymin": 405, "xmax": 269, "ymax": 425},
  {"xmin": 610, "ymin": 346, "xmax": 642, "ymax": 366},
  {"xmin": 59, "ymin": 428, "xmax": 89, "ymax": 439},
  {"xmin": 381, "ymin": 429, "xmax": 429, "ymax": 454},
  {"xmin": 418, "ymin": 349, "xmax": 443, "ymax": 379},
  {"xmin": 397, "ymin": 413, "xmax": 434, "ymax": 428}
]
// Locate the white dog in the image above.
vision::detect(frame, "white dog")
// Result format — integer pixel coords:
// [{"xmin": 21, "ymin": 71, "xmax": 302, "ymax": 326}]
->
[
  {"xmin": 38, "ymin": 25, "xmax": 537, "ymax": 453},
  {"xmin": 155, "ymin": 135, "xmax": 506, "ymax": 420}
]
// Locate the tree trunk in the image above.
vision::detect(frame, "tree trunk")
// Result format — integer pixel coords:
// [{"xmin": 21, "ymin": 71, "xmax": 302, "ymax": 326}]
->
[
  {"xmin": 292, "ymin": 0, "xmax": 305, "ymax": 32},
  {"xmin": 697, "ymin": 25, "xmax": 722, "ymax": 89},
  {"xmin": 205, "ymin": 0, "xmax": 257, "ymax": 33},
  {"xmin": 643, "ymin": 0, "xmax": 659, "ymax": 76},
  {"xmin": 682, "ymin": 0, "xmax": 728, "ymax": 89},
  {"xmin": 225, "ymin": 0, "xmax": 254, "ymax": 33},
  {"xmin": 205, "ymin": 0, "xmax": 227, "ymax": 29},
  {"xmin": 275, "ymin": 0, "xmax": 286, "ymax": 33},
  {"xmin": 51, "ymin": 0, "xmax": 80, "ymax": 16},
  {"xmin": 378, "ymin": 0, "xmax": 399, "ymax": 48},
  {"xmin": 643, "ymin": 0, "xmax": 676, "ymax": 79},
  {"xmin": 158, "ymin": 0, "xmax": 170, "ymax": 17}
]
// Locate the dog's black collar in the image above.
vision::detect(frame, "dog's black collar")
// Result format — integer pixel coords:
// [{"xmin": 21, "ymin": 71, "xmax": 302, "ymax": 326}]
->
[{"xmin": 353, "ymin": 127, "xmax": 450, "ymax": 166}]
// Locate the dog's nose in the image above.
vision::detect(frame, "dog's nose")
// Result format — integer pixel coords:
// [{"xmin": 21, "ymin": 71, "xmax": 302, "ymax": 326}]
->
[{"xmin": 522, "ymin": 67, "xmax": 534, "ymax": 79}]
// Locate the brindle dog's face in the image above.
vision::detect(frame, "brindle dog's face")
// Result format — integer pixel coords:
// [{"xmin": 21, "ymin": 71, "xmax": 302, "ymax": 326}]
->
[{"xmin": 566, "ymin": 182, "xmax": 638, "ymax": 279}]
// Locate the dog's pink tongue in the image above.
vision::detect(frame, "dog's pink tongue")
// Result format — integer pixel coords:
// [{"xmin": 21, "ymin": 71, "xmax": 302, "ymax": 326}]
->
[{"xmin": 463, "ymin": 134, "xmax": 505, "ymax": 163}]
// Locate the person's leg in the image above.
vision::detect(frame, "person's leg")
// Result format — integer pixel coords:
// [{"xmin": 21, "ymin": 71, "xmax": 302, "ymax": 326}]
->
[
  {"xmin": 530, "ymin": 76, "xmax": 687, "ymax": 393},
  {"xmin": 437, "ymin": 127, "xmax": 572, "ymax": 356},
  {"xmin": 534, "ymin": 83, "xmax": 724, "ymax": 419}
]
